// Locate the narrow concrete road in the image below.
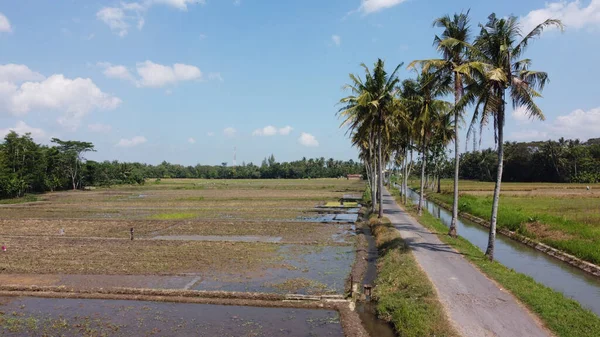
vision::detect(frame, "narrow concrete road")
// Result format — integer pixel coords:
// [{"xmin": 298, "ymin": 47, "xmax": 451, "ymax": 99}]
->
[{"xmin": 381, "ymin": 188, "xmax": 550, "ymax": 337}]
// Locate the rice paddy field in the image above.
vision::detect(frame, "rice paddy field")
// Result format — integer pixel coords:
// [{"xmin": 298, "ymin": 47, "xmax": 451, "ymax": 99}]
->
[
  {"xmin": 0, "ymin": 178, "xmax": 365, "ymax": 336},
  {"xmin": 412, "ymin": 179, "xmax": 600, "ymax": 265}
]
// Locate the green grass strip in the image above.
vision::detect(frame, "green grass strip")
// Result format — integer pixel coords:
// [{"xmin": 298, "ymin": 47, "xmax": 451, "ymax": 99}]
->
[
  {"xmin": 148, "ymin": 212, "xmax": 197, "ymax": 220},
  {"xmin": 390, "ymin": 190, "xmax": 600, "ymax": 337},
  {"xmin": 369, "ymin": 216, "xmax": 458, "ymax": 337},
  {"xmin": 0, "ymin": 194, "xmax": 39, "ymax": 205}
]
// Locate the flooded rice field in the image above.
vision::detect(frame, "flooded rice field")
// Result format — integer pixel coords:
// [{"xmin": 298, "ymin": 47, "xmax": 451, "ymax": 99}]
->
[
  {"xmin": 0, "ymin": 179, "xmax": 367, "ymax": 334},
  {"xmin": 0, "ymin": 297, "xmax": 344, "ymax": 336}
]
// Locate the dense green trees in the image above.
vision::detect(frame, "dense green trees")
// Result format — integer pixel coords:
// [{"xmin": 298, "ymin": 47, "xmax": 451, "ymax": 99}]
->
[
  {"xmin": 459, "ymin": 138, "xmax": 600, "ymax": 183},
  {"xmin": 0, "ymin": 131, "xmax": 364, "ymax": 199}
]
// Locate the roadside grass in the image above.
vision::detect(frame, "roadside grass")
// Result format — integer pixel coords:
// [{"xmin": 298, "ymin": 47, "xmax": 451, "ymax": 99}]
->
[
  {"xmin": 391, "ymin": 190, "xmax": 600, "ymax": 337},
  {"xmin": 369, "ymin": 216, "xmax": 458, "ymax": 337},
  {"xmin": 0, "ymin": 194, "xmax": 39, "ymax": 205},
  {"xmin": 420, "ymin": 189, "xmax": 600, "ymax": 265}
]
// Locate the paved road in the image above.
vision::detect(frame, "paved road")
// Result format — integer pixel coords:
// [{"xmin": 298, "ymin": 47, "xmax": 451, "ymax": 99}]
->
[{"xmin": 381, "ymin": 188, "xmax": 550, "ymax": 337}]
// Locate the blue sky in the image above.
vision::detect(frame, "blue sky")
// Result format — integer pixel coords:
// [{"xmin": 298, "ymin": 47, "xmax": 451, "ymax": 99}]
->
[{"xmin": 0, "ymin": 0, "xmax": 599, "ymax": 165}]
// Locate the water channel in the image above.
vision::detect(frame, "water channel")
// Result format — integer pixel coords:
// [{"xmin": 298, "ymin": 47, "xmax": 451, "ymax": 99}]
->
[{"xmin": 404, "ymin": 188, "xmax": 600, "ymax": 316}]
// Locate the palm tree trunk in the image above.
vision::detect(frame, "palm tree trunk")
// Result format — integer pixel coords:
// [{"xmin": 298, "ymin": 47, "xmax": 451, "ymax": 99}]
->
[
  {"xmin": 418, "ymin": 138, "xmax": 427, "ymax": 216},
  {"xmin": 449, "ymin": 74, "xmax": 461, "ymax": 237},
  {"xmin": 486, "ymin": 104, "xmax": 505, "ymax": 261},
  {"xmin": 371, "ymin": 161, "xmax": 377, "ymax": 214},
  {"xmin": 403, "ymin": 148, "xmax": 408, "ymax": 204},
  {"xmin": 377, "ymin": 125, "xmax": 384, "ymax": 218},
  {"xmin": 364, "ymin": 161, "xmax": 374, "ymax": 213}
]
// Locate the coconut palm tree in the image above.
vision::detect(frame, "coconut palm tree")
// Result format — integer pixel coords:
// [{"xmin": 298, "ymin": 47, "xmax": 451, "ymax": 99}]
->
[
  {"xmin": 459, "ymin": 14, "xmax": 562, "ymax": 260},
  {"xmin": 409, "ymin": 11, "xmax": 472, "ymax": 237},
  {"xmin": 403, "ymin": 69, "xmax": 452, "ymax": 216},
  {"xmin": 339, "ymin": 59, "xmax": 402, "ymax": 218},
  {"xmin": 340, "ymin": 96, "xmax": 378, "ymax": 213},
  {"xmin": 388, "ymin": 96, "xmax": 413, "ymax": 204}
]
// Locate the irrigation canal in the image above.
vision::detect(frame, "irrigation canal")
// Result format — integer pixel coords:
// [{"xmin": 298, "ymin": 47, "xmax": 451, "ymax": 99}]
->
[{"xmin": 404, "ymin": 188, "xmax": 600, "ymax": 316}]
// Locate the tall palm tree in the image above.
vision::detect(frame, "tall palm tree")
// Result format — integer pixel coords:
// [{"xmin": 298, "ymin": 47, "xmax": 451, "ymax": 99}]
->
[
  {"xmin": 409, "ymin": 11, "xmax": 472, "ymax": 237},
  {"xmin": 404, "ymin": 69, "xmax": 452, "ymax": 216},
  {"xmin": 388, "ymin": 96, "xmax": 412, "ymax": 204},
  {"xmin": 339, "ymin": 59, "xmax": 402, "ymax": 218},
  {"xmin": 460, "ymin": 14, "xmax": 562, "ymax": 260},
  {"xmin": 340, "ymin": 95, "xmax": 378, "ymax": 213}
]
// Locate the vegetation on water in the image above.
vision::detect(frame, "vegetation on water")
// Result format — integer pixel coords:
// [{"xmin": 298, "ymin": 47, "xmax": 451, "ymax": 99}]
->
[
  {"xmin": 416, "ymin": 179, "xmax": 600, "ymax": 265},
  {"xmin": 369, "ymin": 216, "xmax": 458, "ymax": 337},
  {"xmin": 392, "ymin": 190, "xmax": 600, "ymax": 337}
]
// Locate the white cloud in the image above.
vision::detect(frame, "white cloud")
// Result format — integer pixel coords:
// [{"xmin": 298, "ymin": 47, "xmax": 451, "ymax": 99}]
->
[
  {"xmin": 253, "ymin": 125, "xmax": 277, "ymax": 136},
  {"xmin": 279, "ymin": 125, "xmax": 293, "ymax": 135},
  {"xmin": 509, "ymin": 106, "xmax": 600, "ymax": 142},
  {"xmin": 298, "ymin": 132, "xmax": 319, "ymax": 147},
  {"xmin": 234, "ymin": 0, "xmax": 242, "ymax": 6},
  {"xmin": 165, "ymin": 89, "xmax": 173, "ymax": 95},
  {"xmin": 116, "ymin": 136, "xmax": 147, "ymax": 147},
  {"xmin": 252, "ymin": 125, "xmax": 294, "ymax": 136},
  {"xmin": 207, "ymin": 131, "xmax": 215, "ymax": 137},
  {"xmin": 357, "ymin": 0, "xmax": 407, "ymax": 15},
  {"xmin": 0, "ymin": 12, "xmax": 12, "ymax": 33},
  {"xmin": 88, "ymin": 123, "xmax": 112, "ymax": 133},
  {"xmin": 97, "ymin": 1, "xmax": 203, "ymax": 37},
  {"xmin": 0, "ymin": 121, "xmax": 46, "ymax": 140},
  {"xmin": 98, "ymin": 61, "xmax": 206, "ymax": 87},
  {"xmin": 223, "ymin": 127, "xmax": 236, "ymax": 137},
  {"xmin": 98, "ymin": 62, "xmax": 134, "ymax": 81},
  {"xmin": 85, "ymin": 33, "xmax": 95, "ymax": 41},
  {"xmin": 332, "ymin": 35, "xmax": 341, "ymax": 46},
  {"xmin": 512, "ymin": 106, "xmax": 533, "ymax": 124},
  {"xmin": 208, "ymin": 72, "xmax": 224, "ymax": 82},
  {"xmin": 150, "ymin": 0, "xmax": 203, "ymax": 10},
  {"xmin": 0, "ymin": 66, "xmax": 121, "ymax": 130},
  {"xmin": 549, "ymin": 106, "xmax": 600, "ymax": 139},
  {"xmin": 188, "ymin": 137, "xmax": 196, "ymax": 144},
  {"xmin": 520, "ymin": 0, "xmax": 600, "ymax": 33},
  {"xmin": 96, "ymin": 7, "xmax": 131, "ymax": 37},
  {"xmin": 0, "ymin": 64, "xmax": 45, "ymax": 83},
  {"xmin": 136, "ymin": 61, "xmax": 202, "ymax": 87}
]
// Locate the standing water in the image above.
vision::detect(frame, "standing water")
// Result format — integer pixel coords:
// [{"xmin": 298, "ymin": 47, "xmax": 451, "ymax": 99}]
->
[{"xmin": 405, "ymin": 188, "xmax": 600, "ymax": 316}]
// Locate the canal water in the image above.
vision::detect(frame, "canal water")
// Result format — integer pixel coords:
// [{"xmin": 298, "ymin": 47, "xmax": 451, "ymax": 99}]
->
[{"xmin": 404, "ymin": 188, "xmax": 600, "ymax": 316}]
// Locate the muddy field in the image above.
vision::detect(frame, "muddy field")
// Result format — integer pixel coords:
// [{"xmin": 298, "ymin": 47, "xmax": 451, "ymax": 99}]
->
[
  {"xmin": 0, "ymin": 179, "xmax": 366, "ymax": 335},
  {"xmin": 0, "ymin": 179, "xmax": 363, "ymax": 293}
]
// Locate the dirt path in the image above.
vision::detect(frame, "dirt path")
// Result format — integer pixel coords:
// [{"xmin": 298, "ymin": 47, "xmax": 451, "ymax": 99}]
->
[{"xmin": 381, "ymin": 188, "xmax": 550, "ymax": 337}]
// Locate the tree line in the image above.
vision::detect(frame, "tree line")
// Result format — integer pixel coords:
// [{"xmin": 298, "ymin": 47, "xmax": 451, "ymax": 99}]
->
[
  {"xmin": 412, "ymin": 137, "xmax": 600, "ymax": 186},
  {"xmin": 338, "ymin": 11, "xmax": 563, "ymax": 261},
  {"xmin": 459, "ymin": 138, "xmax": 600, "ymax": 183},
  {"xmin": 0, "ymin": 131, "xmax": 363, "ymax": 199}
]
